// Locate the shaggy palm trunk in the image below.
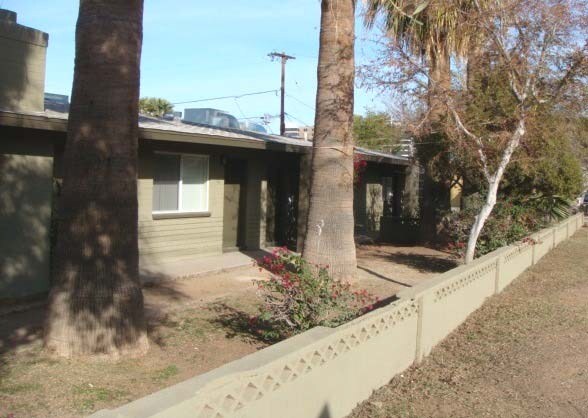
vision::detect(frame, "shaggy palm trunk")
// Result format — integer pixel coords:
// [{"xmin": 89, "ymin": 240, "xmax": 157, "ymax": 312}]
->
[
  {"xmin": 302, "ymin": 0, "xmax": 357, "ymax": 281},
  {"xmin": 44, "ymin": 0, "xmax": 148, "ymax": 357},
  {"xmin": 420, "ymin": 42, "xmax": 451, "ymax": 242}
]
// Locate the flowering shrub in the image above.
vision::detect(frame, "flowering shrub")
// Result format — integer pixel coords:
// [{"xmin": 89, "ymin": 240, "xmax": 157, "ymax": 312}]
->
[
  {"xmin": 253, "ymin": 247, "xmax": 378, "ymax": 341},
  {"xmin": 354, "ymin": 156, "xmax": 368, "ymax": 185}
]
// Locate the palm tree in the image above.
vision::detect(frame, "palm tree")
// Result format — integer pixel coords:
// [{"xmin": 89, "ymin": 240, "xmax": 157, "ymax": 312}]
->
[
  {"xmin": 364, "ymin": 0, "xmax": 474, "ymax": 241},
  {"xmin": 139, "ymin": 97, "xmax": 174, "ymax": 117},
  {"xmin": 302, "ymin": 0, "xmax": 357, "ymax": 281},
  {"xmin": 44, "ymin": 0, "xmax": 148, "ymax": 357}
]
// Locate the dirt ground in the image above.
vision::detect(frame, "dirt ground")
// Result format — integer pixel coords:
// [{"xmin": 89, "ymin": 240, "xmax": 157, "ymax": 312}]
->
[
  {"xmin": 0, "ymin": 245, "xmax": 455, "ymax": 418},
  {"xmin": 349, "ymin": 227, "xmax": 588, "ymax": 418}
]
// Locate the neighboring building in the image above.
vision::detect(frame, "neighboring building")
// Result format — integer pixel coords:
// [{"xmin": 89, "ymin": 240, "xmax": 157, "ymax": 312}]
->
[
  {"xmin": 239, "ymin": 120, "xmax": 268, "ymax": 134},
  {"xmin": 0, "ymin": 9, "xmax": 48, "ymax": 112},
  {"xmin": 184, "ymin": 108, "xmax": 240, "ymax": 129},
  {"xmin": 284, "ymin": 126, "xmax": 314, "ymax": 141},
  {"xmin": 44, "ymin": 92, "xmax": 69, "ymax": 112},
  {"xmin": 0, "ymin": 9, "xmax": 413, "ymax": 300}
]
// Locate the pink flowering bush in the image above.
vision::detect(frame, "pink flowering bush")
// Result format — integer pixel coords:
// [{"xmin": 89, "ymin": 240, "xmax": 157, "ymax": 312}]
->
[
  {"xmin": 353, "ymin": 156, "xmax": 368, "ymax": 185},
  {"xmin": 253, "ymin": 247, "xmax": 378, "ymax": 341}
]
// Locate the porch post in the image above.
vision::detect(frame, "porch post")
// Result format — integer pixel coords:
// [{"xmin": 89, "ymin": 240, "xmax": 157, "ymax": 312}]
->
[
  {"xmin": 243, "ymin": 159, "xmax": 267, "ymax": 250},
  {"xmin": 296, "ymin": 153, "xmax": 311, "ymax": 253}
]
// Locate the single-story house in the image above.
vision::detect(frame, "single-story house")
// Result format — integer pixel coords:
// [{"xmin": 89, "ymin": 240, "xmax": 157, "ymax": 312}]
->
[{"xmin": 0, "ymin": 8, "xmax": 413, "ymax": 300}]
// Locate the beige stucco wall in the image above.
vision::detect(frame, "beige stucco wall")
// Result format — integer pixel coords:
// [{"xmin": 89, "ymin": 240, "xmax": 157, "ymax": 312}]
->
[
  {"xmin": 554, "ymin": 222, "xmax": 568, "ymax": 246},
  {"xmin": 0, "ymin": 136, "xmax": 53, "ymax": 299},
  {"xmin": 137, "ymin": 150, "xmax": 225, "ymax": 265},
  {"xmin": 497, "ymin": 243, "xmax": 534, "ymax": 292},
  {"xmin": 532, "ymin": 228, "xmax": 555, "ymax": 262},
  {"xmin": 92, "ymin": 213, "xmax": 584, "ymax": 418},
  {"xmin": 0, "ymin": 10, "xmax": 48, "ymax": 112}
]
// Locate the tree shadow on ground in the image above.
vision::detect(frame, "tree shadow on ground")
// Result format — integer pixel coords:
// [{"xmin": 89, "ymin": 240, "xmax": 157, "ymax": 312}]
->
[
  {"xmin": 357, "ymin": 265, "xmax": 413, "ymax": 287},
  {"xmin": 0, "ymin": 305, "xmax": 45, "ymax": 380},
  {"xmin": 380, "ymin": 253, "xmax": 459, "ymax": 273},
  {"xmin": 204, "ymin": 302, "xmax": 272, "ymax": 345},
  {"xmin": 0, "ymin": 279, "xmax": 189, "ymax": 379}
]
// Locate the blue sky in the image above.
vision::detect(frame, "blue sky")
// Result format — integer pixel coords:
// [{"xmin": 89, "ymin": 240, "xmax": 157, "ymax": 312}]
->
[{"xmin": 1, "ymin": 0, "xmax": 386, "ymax": 133}]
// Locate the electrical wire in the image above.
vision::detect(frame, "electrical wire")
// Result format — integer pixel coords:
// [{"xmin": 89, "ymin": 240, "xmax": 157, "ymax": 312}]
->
[
  {"xmin": 171, "ymin": 89, "xmax": 279, "ymax": 105},
  {"xmin": 285, "ymin": 112, "xmax": 312, "ymax": 127},
  {"xmin": 286, "ymin": 93, "xmax": 316, "ymax": 112}
]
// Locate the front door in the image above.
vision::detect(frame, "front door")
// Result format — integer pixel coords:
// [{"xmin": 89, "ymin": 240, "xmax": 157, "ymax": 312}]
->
[{"xmin": 223, "ymin": 159, "xmax": 246, "ymax": 251}]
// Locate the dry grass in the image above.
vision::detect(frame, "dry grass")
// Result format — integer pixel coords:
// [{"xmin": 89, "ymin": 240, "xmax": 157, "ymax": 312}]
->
[
  {"xmin": 0, "ymin": 245, "xmax": 455, "ymax": 418},
  {"xmin": 349, "ymin": 227, "xmax": 588, "ymax": 418}
]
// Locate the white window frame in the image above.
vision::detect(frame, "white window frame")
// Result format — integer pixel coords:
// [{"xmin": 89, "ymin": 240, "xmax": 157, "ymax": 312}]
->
[{"xmin": 152, "ymin": 152, "xmax": 210, "ymax": 215}]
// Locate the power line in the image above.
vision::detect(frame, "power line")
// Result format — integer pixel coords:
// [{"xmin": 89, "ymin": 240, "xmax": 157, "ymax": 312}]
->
[
  {"xmin": 233, "ymin": 98, "xmax": 247, "ymax": 119},
  {"xmin": 286, "ymin": 93, "xmax": 315, "ymax": 112},
  {"xmin": 237, "ymin": 114, "xmax": 280, "ymax": 121},
  {"xmin": 171, "ymin": 89, "xmax": 279, "ymax": 106},
  {"xmin": 285, "ymin": 112, "xmax": 312, "ymax": 127}
]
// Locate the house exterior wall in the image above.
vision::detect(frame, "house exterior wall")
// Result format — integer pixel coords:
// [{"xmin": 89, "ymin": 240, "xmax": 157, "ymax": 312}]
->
[
  {"xmin": 137, "ymin": 145, "xmax": 225, "ymax": 265},
  {"xmin": 0, "ymin": 127, "xmax": 54, "ymax": 299},
  {"xmin": 137, "ymin": 142, "xmax": 274, "ymax": 267}
]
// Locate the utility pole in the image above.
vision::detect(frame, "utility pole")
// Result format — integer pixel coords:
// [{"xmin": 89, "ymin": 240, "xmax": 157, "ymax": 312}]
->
[{"xmin": 268, "ymin": 51, "xmax": 295, "ymax": 136}]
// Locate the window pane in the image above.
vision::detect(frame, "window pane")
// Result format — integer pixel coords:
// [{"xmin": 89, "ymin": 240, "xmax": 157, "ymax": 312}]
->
[
  {"xmin": 153, "ymin": 154, "xmax": 180, "ymax": 211},
  {"xmin": 181, "ymin": 156, "xmax": 208, "ymax": 212}
]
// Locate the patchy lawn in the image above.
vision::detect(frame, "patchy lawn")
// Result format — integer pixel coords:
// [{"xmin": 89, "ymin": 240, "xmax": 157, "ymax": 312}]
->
[
  {"xmin": 0, "ymin": 245, "xmax": 455, "ymax": 418},
  {"xmin": 349, "ymin": 227, "xmax": 588, "ymax": 418}
]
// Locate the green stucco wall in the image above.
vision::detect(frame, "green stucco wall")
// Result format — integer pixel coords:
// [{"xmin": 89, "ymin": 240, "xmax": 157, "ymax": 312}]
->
[{"xmin": 0, "ymin": 142, "xmax": 53, "ymax": 299}]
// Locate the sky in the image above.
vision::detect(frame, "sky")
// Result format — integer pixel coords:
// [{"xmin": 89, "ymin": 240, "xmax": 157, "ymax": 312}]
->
[{"xmin": 1, "ymin": 0, "xmax": 388, "ymax": 134}]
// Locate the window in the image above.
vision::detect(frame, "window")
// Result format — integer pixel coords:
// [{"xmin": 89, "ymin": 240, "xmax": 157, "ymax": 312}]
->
[{"xmin": 152, "ymin": 153, "xmax": 209, "ymax": 213}]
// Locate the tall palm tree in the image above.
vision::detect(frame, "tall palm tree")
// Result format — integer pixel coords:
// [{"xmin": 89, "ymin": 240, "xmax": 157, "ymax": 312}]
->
[
  {"xmin": 302, "ymin": 0, "xmax": 357, "ymax": 281},
  {"xmin": 364, "ymin": 0, "xmax": 474, "ymax": 241},
  {"xmin": 44, "ymin": 0, "xmax": 148, "ymax": 357}
]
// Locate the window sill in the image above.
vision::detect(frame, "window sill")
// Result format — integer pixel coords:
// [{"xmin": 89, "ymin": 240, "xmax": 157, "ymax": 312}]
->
[{"xmin": 152, "ymin": 211, "xmax": 211, "ymax": 220}]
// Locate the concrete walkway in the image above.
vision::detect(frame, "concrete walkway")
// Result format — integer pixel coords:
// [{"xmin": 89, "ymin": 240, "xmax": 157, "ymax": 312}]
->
[{"xmin": 139, "ymin": 249, "xmax": 272, "ymax": 283}]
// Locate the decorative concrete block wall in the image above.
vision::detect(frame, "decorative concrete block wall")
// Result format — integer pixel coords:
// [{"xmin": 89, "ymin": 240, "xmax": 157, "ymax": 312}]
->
[
  {"xmin": 554, "ymin": 222, "xmax": 568, "ymax": 245},
  {"xmin": 92, "ymin": 213, "xmax": 584, "ymax": 418},
  {"xmin": 498, "ymin": 242, "xmax": 534, "ymax": 291},
  {"xmin": 398, "ymin": 252, "xmax": 500, "ymax": 359},
  {"xmin": 532, "ymin": 228, "xmax": 555, "ymax": 262}
]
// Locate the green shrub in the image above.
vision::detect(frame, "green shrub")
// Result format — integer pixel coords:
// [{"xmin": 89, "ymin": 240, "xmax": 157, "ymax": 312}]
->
[
  {"xmin": 253, "ymin": 248, "xmax": 378, "ymax": 341},
  {"xmin": 445, "ymin": 195, "xmax": 559, "ymax": 258}
]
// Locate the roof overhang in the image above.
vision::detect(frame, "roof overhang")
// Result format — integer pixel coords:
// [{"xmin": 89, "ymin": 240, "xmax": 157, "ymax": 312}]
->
[
  {"xmin": 0, "ymin": 109, "xmax": 411, "ymax": 166},
  {"xmin": 0, "ymin": 110, "xmax": 308, "ymax": 153}
]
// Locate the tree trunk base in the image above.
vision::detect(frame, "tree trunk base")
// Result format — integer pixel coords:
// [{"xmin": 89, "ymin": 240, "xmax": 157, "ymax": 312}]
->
[{"xmin": 44, "ymin": 286, "xmax": 149, "ymax": 359}]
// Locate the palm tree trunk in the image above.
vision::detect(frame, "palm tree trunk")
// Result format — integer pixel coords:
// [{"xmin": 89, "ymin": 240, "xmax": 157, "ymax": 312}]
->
[
  {"xmin": 44, "ymin": 0, "xmax": 148, "ymax": 357},
  {"xmin": 420, "ymin": 42, "xmax": 451, "ymax": 242},
  {"xmin": 302, "ymin": 0, "xmax": 357, "ymax": 281}
]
